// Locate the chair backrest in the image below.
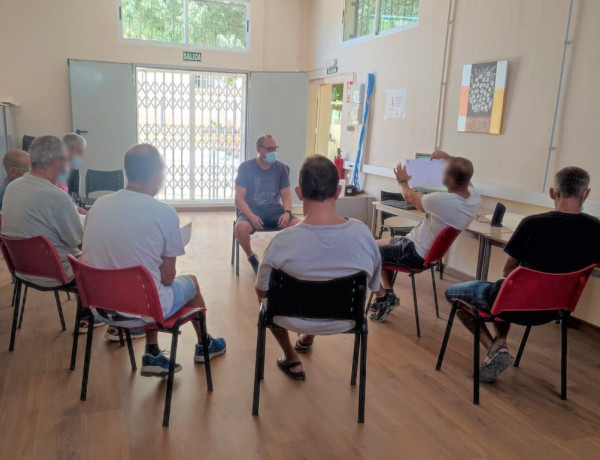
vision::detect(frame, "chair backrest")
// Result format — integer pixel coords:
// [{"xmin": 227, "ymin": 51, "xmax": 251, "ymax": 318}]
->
[
  {"xmin": 265, "ymin": 269, "xmax": 368, "ymax": 328},
  {"xmin": 380, "ymin": 190, "xmax": 405, "ymax": 222},
  {"xmin": 0, "ymin": 234, "xmax": 70, "ymax": 285},
  {"xmin": 490, "ymin": 264, "xmax": 595, "ymax": 323},
  {"xmin": 22, "ymin": 135, "xmax": 35, "ymax": 152},
  {"xmin": 422, "ymin": 226, "xmax": 462, "ymax": 267},
  {"xmin": 68, "ymin": 255, "xmax": 164, "ymax": 322},
  {"xmin": 85, "ymin": 169, "xmax": 124, "ymax": 196}
]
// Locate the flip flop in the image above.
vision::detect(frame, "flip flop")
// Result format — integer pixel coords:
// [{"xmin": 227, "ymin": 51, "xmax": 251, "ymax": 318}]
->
[
  {"xmin": 276, "ymin": 357, "xmax": 305, "ymax": 380},
  {"xmin": 294, "ymin": 336, "xmax": 313, "ymax": 354}
]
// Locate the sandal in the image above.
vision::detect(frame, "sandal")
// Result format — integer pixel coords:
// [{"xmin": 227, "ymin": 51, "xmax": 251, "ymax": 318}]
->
[
  {"xmin": 78, "ymin": 318, "xmax": 106, "ymax": 334},
  {"xmin": 294, "ymin": 336, "xmax": 313, "ymax": 354},
  {"xmin": 276, "ymin": 357, "xmax": 305, "ymax": 381}
]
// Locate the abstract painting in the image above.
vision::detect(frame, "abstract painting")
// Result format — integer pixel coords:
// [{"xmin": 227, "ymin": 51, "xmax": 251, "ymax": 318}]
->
[{"xmin": 458, "ymin": 60, "xmax": 507, "ymax": 134}]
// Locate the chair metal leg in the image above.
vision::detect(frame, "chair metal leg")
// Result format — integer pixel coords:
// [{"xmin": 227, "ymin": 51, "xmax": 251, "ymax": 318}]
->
[
  {"xmin": 358, "ymin": 328, "xmax": 368, "ymax": 423},
  {"xmin": 514, "ymin": 325, "xmax": 531, "ymax": 368},
  {"xmin": 198, "ymin": 312, "xmax": 213, "ymax": 391},
  {"xmin": 561, "ymin": 315, "xmax": 569, "ymax": 401},
  {"xmin": 17, "ymin": 285, "xmax": 28, "ymax": 329},
  {"xmin": 67, "ymin": 292, "xmax": 71, "ymax": 301},
  {"xmin": 117, "ymin": 327, "xmax": 125, "ymax": 347},
  {"xmin": 439, "ymin": 259, "xmax": 444, "ymax": 280},
  {"xmin": 9, "ymin": 280, "xmax": 22, "ymax": 351},
  {"xmin": 436, "ymin": 305, "xmax": 456, "ymax": 370},
  {"xmin": 473, "ymin": 315, "xmax": 480, "ymax": 405},
  {"xmin": 252, "ymin": 314, "xmax": 265, "ymax": 416},
  {"xmin": 80, "ymin": 311, "xmax": 95, "ymax": 401},
  {"xmin": 11, "ymin": 280, "xmax": 17, "ymax": 307},
  {"xmin": 162, "ymin": 329, "xmax": 180, "ymax": 427},
  {"xmin": 235, "ymin": 241, "xmax": 240, "ymax": 276},
  {"xmin": 70, "ymin": 296, "xmax": 82, "ymax": 370},
  {"xmin": 430, "ymin": 266, "xmax": 440, "ymax": 319},
  {"xmin": 258, "ymin": 324, "xmax": 266, "ymax": 380},
  {"xmin": 410, "ymin": 274, "xmax": 421, "ymax": 337},
  {"xmin": 351, "ymin": 332, "xmax": 360, "ymax": 386},
  {"xmin": 124, "ymin": 329, "xmax": 137, "ymax": 371},
  {"xmin": 53, "ymin": 290, "xmax": 67, "ymax": 331},
  {"xmin": 231, "ymin": 221, "xmax": 236, "ymax": 265}
]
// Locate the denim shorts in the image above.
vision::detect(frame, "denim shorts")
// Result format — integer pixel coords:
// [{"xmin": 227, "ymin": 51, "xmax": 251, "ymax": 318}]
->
[
  {"xmin": 379, "ymin": 237, "xmax": 425, "ymax": 269},
  {"xmin": 444, "ymin": 280, "xmax": 493, "ymax": 310},
  {"xmin": 164, "ymin": 275, "xmax": 197, "ymax": 319},
  {"xmin": 237, "ymin": 205, "xmax": 292, "ymax": 232}
]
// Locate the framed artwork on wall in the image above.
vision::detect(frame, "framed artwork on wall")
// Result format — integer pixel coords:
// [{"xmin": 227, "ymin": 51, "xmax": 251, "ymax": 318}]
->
[{"xmin": 458, "ymin": 60, "xmax": 507, "ymax": 134}]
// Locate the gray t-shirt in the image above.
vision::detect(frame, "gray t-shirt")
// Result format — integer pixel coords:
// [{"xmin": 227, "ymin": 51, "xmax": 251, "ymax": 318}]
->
[
  {"xmin": 1, "ymin": 173, "xmax": 83, "ymax": 286},
  {"xmin": 257, "ymin": 219, "xmax": 382, "ymax": 334},
  {"xmin": 235, "ymin": 159, "xmax": 290, "ymax": 210}
]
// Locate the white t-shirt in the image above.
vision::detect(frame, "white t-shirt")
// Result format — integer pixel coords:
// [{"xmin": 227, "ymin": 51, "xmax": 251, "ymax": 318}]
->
[
  {"xmin": 257, "ymin": 219, "xmax": 382, "ymax": 335},
  {"xmin": 81, "ymin": 189, "xmax": 185, "ymax": 314},
  {"xmin": 407, "ymin": 188, "xmax": 481, "ymax": 258}
]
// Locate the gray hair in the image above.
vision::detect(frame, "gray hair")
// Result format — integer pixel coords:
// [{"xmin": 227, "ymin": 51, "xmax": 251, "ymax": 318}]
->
[
  {"xmin": 62, "ymin": 133, "xmax": 87, "ymax": 150},
  {"xmin": 256, "ymin": 134, "xmax": 274, "ymax": 150},
  {"xmin": 29, "ymin": 136, "xmax": 64, "ymax": 170},
  {"xmin": 554, "ymin": 166, "xmax": 590, "ymax": 199}
]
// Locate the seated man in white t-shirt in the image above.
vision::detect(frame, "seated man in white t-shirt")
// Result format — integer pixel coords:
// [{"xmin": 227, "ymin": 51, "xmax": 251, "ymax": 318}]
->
[
  {"xmin": 370, "ymin": 151, "xmax": 480, "ymax": 323},
  {"xmin": 256, "ymin": 155, "xmax": 382, "ymax": 380},
  {"xmin": 82, "ymin": 144, "xmax": 226, "ymax": 376}
]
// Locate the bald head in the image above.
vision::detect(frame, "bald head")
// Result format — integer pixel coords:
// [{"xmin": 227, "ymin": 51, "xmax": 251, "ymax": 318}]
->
[
  {"xmin": 3, "ymin": 149, "xmax": 30, "ymax": 180},
  {"xmin": 124, "ymin": 144, "xmax": 164, "ymax": 184},
  {"xmin": 444, "ymin": 157, "xmax": 474, "ymax": 189}
]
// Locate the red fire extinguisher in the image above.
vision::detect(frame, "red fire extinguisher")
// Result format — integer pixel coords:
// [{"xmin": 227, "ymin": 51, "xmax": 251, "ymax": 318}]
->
[{"xmin": 333, "ymin": 149, "xmax": 344, "ymax": 179}]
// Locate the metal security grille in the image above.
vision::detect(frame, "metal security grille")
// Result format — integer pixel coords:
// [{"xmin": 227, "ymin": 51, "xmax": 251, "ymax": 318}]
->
[{"xmin": 136, "ymin": 67, "xmax": 246, "ymax": 201}]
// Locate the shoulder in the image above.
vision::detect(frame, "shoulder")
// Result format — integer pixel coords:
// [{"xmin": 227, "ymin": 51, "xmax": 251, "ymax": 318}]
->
[{"xmin": 274, "ymin": 161, "xmax": 289, "ymax": 172}]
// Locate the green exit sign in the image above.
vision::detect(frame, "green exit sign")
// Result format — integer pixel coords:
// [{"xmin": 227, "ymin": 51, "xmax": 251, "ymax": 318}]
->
[
  {"xmin": 326, "ymin": 66, "xmax": 338, "ymax": 75},
  {"xmin": 183, "ymin": 51, "xmax": 202, "ymax": 62}
]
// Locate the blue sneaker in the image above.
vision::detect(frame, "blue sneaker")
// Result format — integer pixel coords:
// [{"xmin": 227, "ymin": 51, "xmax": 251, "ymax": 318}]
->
[
  {"xmin": 105, "ymin": 327, "xmax": 146, "ymax": 342},
  {"xmin": 194, "ymin": 336, "xmax": 227, "ymax": 362},
  {"xmin": 141, "ymin": 352, "xmax": 182, "ymax": 376}
]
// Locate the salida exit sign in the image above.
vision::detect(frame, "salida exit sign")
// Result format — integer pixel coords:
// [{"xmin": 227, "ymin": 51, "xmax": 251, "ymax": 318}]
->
[{"xmin": 183, "ymin": 51, "xmax": 202, "ymax": 62}]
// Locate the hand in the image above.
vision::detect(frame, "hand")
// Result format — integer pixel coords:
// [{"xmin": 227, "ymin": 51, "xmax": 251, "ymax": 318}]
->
[
  {"xmin": 255, "ymin": 286, "xmax": 267, "ymax": 305},
  {"xmin": 249, "ymin": 213, "xmax": 264, "ymax": 230},
  {"xmin": 77, "ymin": 207, "xmax": 88, "ymax": 215},
  {"xmin": 278, "ymin": 211, "xmax": 291, "ymax": 228},
  {"xmin": 394, "ymin": 163, "xmax": 412, "ymax": 183},
  {"xmin": 430, "ymin": 150, "xmax": 452, "ymax": 161}
]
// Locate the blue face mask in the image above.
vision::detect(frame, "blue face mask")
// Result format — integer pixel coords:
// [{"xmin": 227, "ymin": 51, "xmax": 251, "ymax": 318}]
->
[
  {"xmin": 71, "ymin": 156, "xmax": 83, "ymax": 168},
  {"xmin": 265, "ymin": 152, "xmax": 277, "ymax": 164},
  {"xmin": 57, "ymin": 170, "xmax": 70, "ymax": 183}
]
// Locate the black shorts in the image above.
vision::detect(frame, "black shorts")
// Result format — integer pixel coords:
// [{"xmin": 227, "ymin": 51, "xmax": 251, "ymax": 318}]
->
[
  {"xmin": 237, "ymin": 205, "xmax": 292, "ymax": 232},
  {"xmin": 379, "ymin": 237, "xmax": 425, "ymax": 269}
]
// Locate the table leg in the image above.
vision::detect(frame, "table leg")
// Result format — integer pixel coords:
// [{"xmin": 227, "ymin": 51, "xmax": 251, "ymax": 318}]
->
[
  {"xmin": 475, "ymin": 236, "xmax": 485, "ymax": 281},
  {"xmin": 480, "ymin": 239, "xmax": 492, "ymax": 282},
  {"xmin": 370, "ymin": 204, "xmax": 379, "ymax": 237}
]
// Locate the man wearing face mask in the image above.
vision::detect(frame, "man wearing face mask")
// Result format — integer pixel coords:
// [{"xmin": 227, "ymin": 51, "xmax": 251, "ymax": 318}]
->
[
  {"xmin": 1, "ymin": 136, "xmax": 83, "ymax": 287},
  {"xmin": 234, "ymin": 134, "xmax": 300, "ymax": 273},
  {"xmin": 0, "ymin": 149, "xmax": 30, "ymax": 210},
  {"xmin": 60, "ymin": 133, "xmax": 86, "ymax": 198}
]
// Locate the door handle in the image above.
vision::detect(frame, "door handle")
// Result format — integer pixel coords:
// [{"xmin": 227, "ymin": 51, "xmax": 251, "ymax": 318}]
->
[{"xmin": 75, "ymin": 129, "xmax": 88, "ymax": 135}]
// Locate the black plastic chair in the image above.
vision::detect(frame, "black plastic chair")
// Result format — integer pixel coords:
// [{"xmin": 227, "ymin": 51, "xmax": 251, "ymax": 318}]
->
[
  {"xmin": 378, "ymin": 190, "xmax": 414, "ymax": 239},
  {"xmin": 82, "ymin": 169, "xmax": 124, "ymax": 207},
  {"xmin": 22, "ymin": 135, "xmax": 35, "ymax": 152},
  {"xmin": 252, "ymin": 269, "xmax": 369, "ymax": 423}
]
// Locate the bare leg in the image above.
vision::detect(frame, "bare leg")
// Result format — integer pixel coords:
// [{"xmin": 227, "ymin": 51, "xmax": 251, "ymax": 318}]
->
[
  {"xmin": 235, "ymin": 221, "xmax": 254, "ymax": 257},
  {"xmin": 298, "ymin": 334, "xmax": 314, "ymax": 346},
  {"xmin": 484, "ymin": 323, "xmax": 511, "ymax": 362},
  {"xmin": 145, "ymin": 329, "xmax": 159, "ymax": 345},
  {"xmin": 271, "ymin": 329, "xmax": 303, "ymax": 373},
  {"xmin": 456, "ymin": 310, "xmax": 496, "ymax": 359},
  {"xmin": 375, "ymin": 238, "xmax": 394, "ymax": 297},
  {"xmin": 181, "ymin": 275, "xmax": 208, "ymax": 343}
]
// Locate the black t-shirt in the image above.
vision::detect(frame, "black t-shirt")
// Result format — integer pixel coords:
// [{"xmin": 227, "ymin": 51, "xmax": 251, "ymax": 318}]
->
[{"xmin": 485, "ymin": 211, "xmax": 600, "ymax": 305}]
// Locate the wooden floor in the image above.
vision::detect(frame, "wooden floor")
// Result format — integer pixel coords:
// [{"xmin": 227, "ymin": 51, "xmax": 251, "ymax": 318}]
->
[{"xmin": 0, "ymin": 212, "xmax": 599, "ymax": 459}]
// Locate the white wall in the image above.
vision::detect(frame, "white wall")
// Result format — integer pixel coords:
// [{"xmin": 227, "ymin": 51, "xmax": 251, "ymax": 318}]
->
[
  {"xmin": 0, "ymin": 0, "xmax": 301, "ymax": 141},
  {"xmin": 300, "ymin": 0, "xmax": 600, "ymax": 325}
]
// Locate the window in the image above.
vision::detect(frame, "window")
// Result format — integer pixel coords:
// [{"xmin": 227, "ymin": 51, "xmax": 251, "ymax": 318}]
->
[
  {"xmin": 120, "ymin": 0, "xmax": 249, "ymax": 50},
  {"xmin": 343, "ymin": 0, "xmax": 419, "ymax": 42}
]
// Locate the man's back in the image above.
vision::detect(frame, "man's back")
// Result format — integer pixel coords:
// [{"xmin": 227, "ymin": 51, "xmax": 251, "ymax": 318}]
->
[
  {"xmin": 505, "ymin": 211, "xmax": 600, "ymax": 273},
  {"xmin": 2, "ymin": 173, "xmax": 83, "ymax": 284},
  {"xmin": 82, "ymin": 189, "xmax": 185, "ymax": 311}
]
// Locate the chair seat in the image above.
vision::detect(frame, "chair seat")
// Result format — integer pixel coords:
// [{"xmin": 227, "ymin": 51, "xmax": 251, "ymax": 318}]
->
[
  {"xmin": 161, "ymin": 306, "xmax": 207, "ymax": 330},
  {"xmin": 382, "ymin": 263, "xmax": 427, "ymax": 274}
]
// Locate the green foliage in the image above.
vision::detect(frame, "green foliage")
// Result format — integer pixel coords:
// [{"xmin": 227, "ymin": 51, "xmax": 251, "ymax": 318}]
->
[
  {"xmin": 122, "ymin": 0, "xmax": 246, "ymax": 49},
  {"xmin": 344, "ymin": 0, "xmax": 419, "ymax": 40}
]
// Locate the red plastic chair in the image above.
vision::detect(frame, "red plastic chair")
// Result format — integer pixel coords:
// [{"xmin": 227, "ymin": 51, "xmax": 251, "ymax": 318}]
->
[
  {"xmin": 435, "ymin": 264, "xmax": 596, "ymax": 405},
  {"xmin": 67, "ymin": 255, "xmax": 214, "ymax": 427},
  {"xmin": 369, "ymin": 226, "xmax": 462, "ymax": 336},
  {"xmin": 0, "ymin": 235, "xmax": 77, "ymax": 354}
]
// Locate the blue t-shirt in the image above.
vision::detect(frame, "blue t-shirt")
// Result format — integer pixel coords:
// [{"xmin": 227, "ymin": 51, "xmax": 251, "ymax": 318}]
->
[
  {"xmin": 0, "ymin": 177, "xmax": 12, "ymax": 210},
  {"xmin": 235, "ymin": 159, "xmax": 290, "ymax": 210}
]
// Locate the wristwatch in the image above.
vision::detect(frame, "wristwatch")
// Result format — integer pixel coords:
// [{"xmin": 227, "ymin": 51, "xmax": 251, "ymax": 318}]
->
[{"xmin": 284, "ymin": 210, "xmax": 292, "ymax": 216}]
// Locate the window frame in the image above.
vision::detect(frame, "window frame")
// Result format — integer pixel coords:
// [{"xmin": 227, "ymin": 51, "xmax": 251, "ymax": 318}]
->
[
  {"xmin": 117, "ymin": 0, "xmax": 251, "ymax": 53},
  {"xmin": 340, "ymin": 0, "xmax": 419, "ymax": 46}
]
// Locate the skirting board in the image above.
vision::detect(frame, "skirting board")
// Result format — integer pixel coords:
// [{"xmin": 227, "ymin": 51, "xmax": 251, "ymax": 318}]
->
[{"xmin": 350, "ymin": 162, "xmax": 600, "ymax": 216}]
